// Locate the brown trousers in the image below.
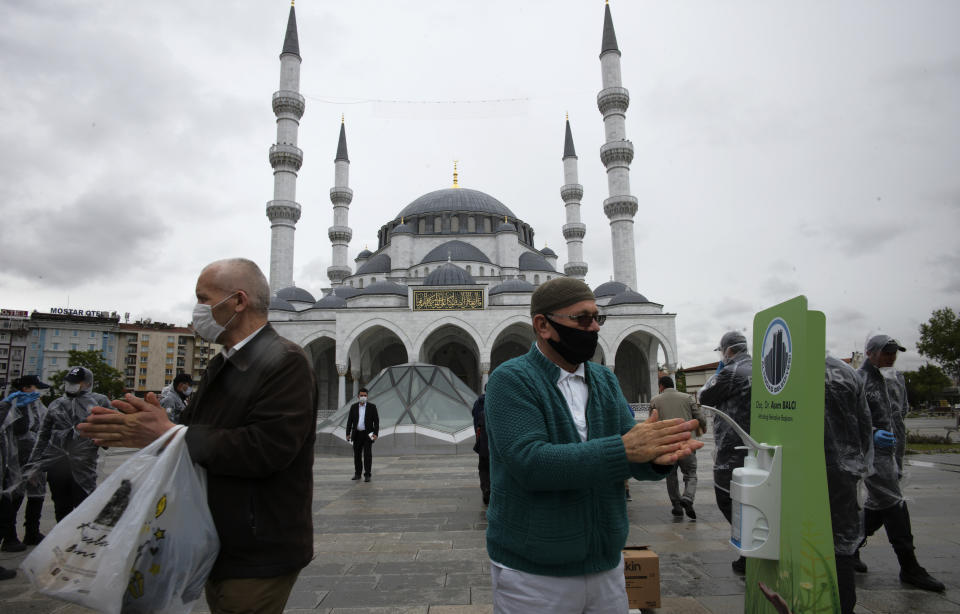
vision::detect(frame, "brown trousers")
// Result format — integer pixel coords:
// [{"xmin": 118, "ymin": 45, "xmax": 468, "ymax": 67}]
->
[{"xmin": 204, "ymin": 571, "xmax": 300, "ymax": 614}]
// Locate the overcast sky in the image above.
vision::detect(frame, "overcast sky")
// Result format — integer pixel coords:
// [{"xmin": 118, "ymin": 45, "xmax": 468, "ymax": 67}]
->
[{"xmin": 1, "ymin": 1, "xmax": 957, "ymax": 371}]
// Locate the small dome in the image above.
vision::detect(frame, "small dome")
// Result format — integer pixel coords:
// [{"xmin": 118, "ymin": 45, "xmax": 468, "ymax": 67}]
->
[
  {"xmin": 519, "ymin": 251, "xmax": 555, "ymax": 272},
  {"xmin": 275, "ymin": 286, "xmax": 315, "ymax": 303},
  {"xmin": 313, "ymin": 293, "xmax": 347, "ymax": 309},
  {"xmin": 593, "ymin": 281, "xmax": 629, "ymax": 297},
  {"xmin": 423, "ymin": 263, "xmax": 476, "ymax": 286},
  {"xmin": 391, "ymin": 223, "xmax": 415, "ymax": 235},
  {"xmin": 396, "ymin": 187, "xmax": 516, "ymax": 220},
  {"xmin": 488, "ymin": 279, "xmax": 535, "ymax": 295},
  {"xmin": 497, "ymin": 221, "xmax": 517, "ymax": 233},
  {"xmin": 331, "ymin": 286, "xmax": 364, "ymax": 299},
  {"xmin": 420, "ymin": 240, "xmax": 492, "ymax": 265},
  {"xmin": 356, "ymin": 253, "xmax": 392, "ymax": 274},
  {"xmin": 361, "ymin": 281, "xmax": 409, "ymax": 296},
  {"xmin": 607, "ymin": 289, "xmax": 650, "ymax": 306},
  {"xmin": 540, "ymin": 246, "xmax": 557, "ymax": 257},
  {"xmin": 269, "ymin": 296, "xmax": 297, "ymax": 311},
  {"xmin": 356, "ymin": 249, "xmax": 373, "ymax": 259}
]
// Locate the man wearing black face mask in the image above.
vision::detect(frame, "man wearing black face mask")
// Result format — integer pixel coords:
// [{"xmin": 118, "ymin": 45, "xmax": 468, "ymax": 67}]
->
[{"xmin": 484, "ymin": 277, "xmax": 703, "ymax": 613}]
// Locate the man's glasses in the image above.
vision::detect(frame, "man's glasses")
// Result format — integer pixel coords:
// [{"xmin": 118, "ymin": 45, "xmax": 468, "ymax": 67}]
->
[{"xmin": 546, "ymin": 313, "xmax": 607, "ymax": 327}]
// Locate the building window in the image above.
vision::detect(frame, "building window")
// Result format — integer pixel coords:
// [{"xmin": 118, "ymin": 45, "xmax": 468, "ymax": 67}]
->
[
  {"xmin": 53, "ymin": 330, "xmax": 60, "ymax": 336},
  {"xmin": 479, "ymin": 266, "xmax": 484, "ymax": 276},
  {"xmin": 468, "ymin": 216, "xmax": 476, "ymax": 233},
  {"xmin": 52, "ymin": 343, "xmax": 59, "ymax": 350},
  {"xmin": 547, "ymin": 275, "xmax": 551, "ymax": 281},
  {"xmin": 140, "ymin": 356, "xmax": 148, "ymax": 364},
  {"xmin": 51, "ymin": 358, "xmax": 57, "ymax": 365},
  {"xmin": 418, "ymin": 218, "xmax": 426, "ymax": 234},
  {"xmin": 90, "ymin": 331, "xmax": 96, "ymax": 338},
  {"xmin": 451, "ymin": 216, "xmax": 460, "ymax": 233},
  {"xmin": 108, "ymin": 345, "xmax": 114, "ymax": 353},
  {"xmin": 166, "ymin": 357, "xmax": 173, "ymax": 364},
  {"xmin": 140, "ymin": 368, "xmax": 147, "ymax": 375},
  {"xmin": 142, "ymin": 334, "xmax": 150, "ymax": 340},
  {"xmin": 370, "ymin": 277, "xmax": 376, "ymax": 284},
  {"xmin": 72, "ymin": 330, "xmax": 79, "ymax": 337},
  {"xmin": 358, "ymin": 279, "xmax": 363, "ymax": 289},
  {"xmin": 466, "ymin": 265, "xmax": 471, "ymax": 274},
  {"xmin": 138, "ymin": 379, "xmax": 146, "ymax": 387},
  {"xmin": 484, "ymin": 217, "xmax": 492, "ymax": 233},
  {"xmin": 165, "ymin": 368, "xmax": 173, "ymax": 376},
  {"xmin": 534, "ymin": 274, "xmax": 540, "ymax": 284},
  {"xmin": 71, "ymin": 344, "xmax": 78, "ymax": 351},
  {"xmin": 31, "ymin": 342, "xmax": 37, "ymax": 349},
  {"xmin": 32, "ymin": 330, "xmax": 39, "ymax": 337},
  {"xmin": 434, "ymin": 217, "xmax": 442, "ymax": 233}
]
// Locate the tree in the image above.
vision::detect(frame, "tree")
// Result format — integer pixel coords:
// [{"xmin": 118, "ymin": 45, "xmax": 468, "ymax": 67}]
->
[
  {"xmin": 903, "ymin": 364, "xmax": 952, "ymax": 408},
  {"xmin": 675, "ymin": 368, "xmax": 687, "ymax": 393},
  {"xmin": 917, "ymin": 307, "xmax": 960, "ymax": 383},
  {"xmin": 42, "ymin": 350, "xmax": 125, "ymax": 404}
]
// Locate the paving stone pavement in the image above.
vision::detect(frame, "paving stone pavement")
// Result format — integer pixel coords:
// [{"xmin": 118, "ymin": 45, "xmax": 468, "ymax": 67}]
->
[{"xmin": 1, "ymin": 428, "xmax": 958, "ymax": 613}]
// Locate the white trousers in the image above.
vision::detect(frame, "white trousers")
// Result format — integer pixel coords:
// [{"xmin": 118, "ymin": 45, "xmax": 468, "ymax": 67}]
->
[{"xmin": 490, "ymin": 558, "xmax": 628, "ymax": 614}]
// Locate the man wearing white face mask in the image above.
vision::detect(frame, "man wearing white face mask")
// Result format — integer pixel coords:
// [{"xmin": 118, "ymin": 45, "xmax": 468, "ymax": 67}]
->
[
  {"xmin": 78, "ymin": 258, "xmax": 318, "ymax": 614},
  {"xmin": 159, "ymin": 373, "xmax": 193, "ymax": 423}
]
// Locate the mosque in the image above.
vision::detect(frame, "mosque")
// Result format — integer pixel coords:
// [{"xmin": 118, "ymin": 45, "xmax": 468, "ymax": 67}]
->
[{"xmin": 264, "ymin": 3, "xmax": 679, "ymax": 429}]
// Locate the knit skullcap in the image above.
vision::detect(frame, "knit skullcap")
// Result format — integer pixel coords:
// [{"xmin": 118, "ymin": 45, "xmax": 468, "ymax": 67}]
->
[{"xmin": 529, "ymin": 277, "xmax": 596, "ymax": 317}]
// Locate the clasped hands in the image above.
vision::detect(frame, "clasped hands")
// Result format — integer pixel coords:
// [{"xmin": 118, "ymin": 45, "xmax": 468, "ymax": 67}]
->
[
  {"xmin": 76, "ymin": 392, "xmax": 176, "ymax": 449},
  {"xmin": 622, "ymin": 409, "xmax": 704, "ymax": 465}
]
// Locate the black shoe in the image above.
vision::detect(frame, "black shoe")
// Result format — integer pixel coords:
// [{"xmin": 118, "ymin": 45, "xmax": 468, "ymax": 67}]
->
[
  {"xmin": 351, "ymin": 474, "xmax": 361, "ymax": 480},
  {"xmin": 364, "ymin": 475, "xmax": 371, "ymax": 482},
  {"xmin": 1, "ymin": 538, "xmax": 26, "ymax": 553},
  {"xmin": 900, "ymin": 565, "xmax": 945, "ymax": 592},
  {"xmin": 23, "ymin": 532, "xmax": 45, "ymax": 546},
  {"xmin": 671, "ymin": 503, "xmax": 684, "ymax": 517},
  {"xmin": 853, "ymin": 551, "xmax": 867, "ymax": 573},
  {"xmin": 681, "ymin": 499, "xmax": 697, "ymax": 520},
  {"xmin": 0, "ymin": 566, "xmax": 15, "ymax": 581},
  {"xmin": 482, "ymin": 492, "xmax": 490, "ymax": 505},
  {"xmin": 625, "ymin": 488, "xmax": 632, "ymax": 501},
  {"xmin": 732, "ymin": 556, "xmax": 746, "ymax": 574}
]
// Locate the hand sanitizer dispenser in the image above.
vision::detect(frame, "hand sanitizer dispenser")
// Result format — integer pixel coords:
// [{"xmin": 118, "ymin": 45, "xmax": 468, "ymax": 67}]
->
[{"xmin": 700, "ymin": 405, "xmax": 782, "ymax": 560}]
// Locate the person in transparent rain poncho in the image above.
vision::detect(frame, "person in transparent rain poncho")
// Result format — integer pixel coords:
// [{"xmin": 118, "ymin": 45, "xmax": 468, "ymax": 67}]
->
[
  {"xmin": 823, "ymin": 355, "xmax": 874, "ymax": 614},
  {"xmin": 1, "ymin": 375, "xmax": 52, "ymax": 553},
  {"xmin": 697, "ymin": 330, "xmax": 752, "ymax": 574},
  {"xmin": 23, "ymin": 366, "xmax": 108, "ymax": 522},
  {"xmin": 855, "ymin": 334, "xmax": 944, "ymax": 592}
]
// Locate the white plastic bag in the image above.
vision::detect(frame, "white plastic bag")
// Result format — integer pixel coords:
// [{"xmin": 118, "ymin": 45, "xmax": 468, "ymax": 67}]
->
[{"xmin": 22, "ymin": 425, "xmax": 219, "ymax": 614}]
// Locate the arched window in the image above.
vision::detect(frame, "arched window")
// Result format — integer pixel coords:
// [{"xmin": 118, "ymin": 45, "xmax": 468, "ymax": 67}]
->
[
  {"xmin": 451, "ymin": 216, "xmax": 460, "ymax": 233},
  {"xmin": 534, "ymin": 274, "xmax": 540, "ymax": 285},
  {"xmin": 359, "ymin": 279, "xmax": 364, "ymax": 288},
  {"xmin": 479, "ymin": 266, "xmax": 485, "ymax": 276},
  {"xmin": 466, "ymin": 265, "xmax": 471, "ymax": 274},
  {"xmin": 418, "ymin": 218, "xmax": 426, "ymax": 234},
  {"xmin": 546, "ymin": 275, "xmax": 551, "ymax": 281},
  {"xmin": 425, "ymin": 266, "xmax": 429, "ymax": 274},
  {"xmin": 434, "ymin": 217, "xmax": 442, "ymax": 233},
  {"xmin": 468, "ymin": 216, "xmax": 476, "ymax": 233},
  {"xmin": 371, "ymin": 277, "xmax": 376, "ymax": 283},
  {"xmin": 483, "ymin": 217, "xmax": 492, "ymax": 233}
]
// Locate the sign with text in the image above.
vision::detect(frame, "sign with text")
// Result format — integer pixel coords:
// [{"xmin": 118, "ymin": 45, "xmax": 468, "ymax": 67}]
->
[
  {"xmin": 412, "ymin": 289, "xmax": 484, "ymax": 311},
  {"xmin": 746, "ymin": 296, "xmax": 837, "ymax": 614}
]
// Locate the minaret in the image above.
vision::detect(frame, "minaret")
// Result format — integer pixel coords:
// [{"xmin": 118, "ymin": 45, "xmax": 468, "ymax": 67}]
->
[
  {"xmin": 327, "ymin": 117, "xmax": 353, "ymax": 286},
  {"xmin": 266, "ymin": 2, "xmax": 305, "ymax": 292},
  {"xmin": 598, "ymin": 1, "xmax": 638, "ymax": 291},
  {"xmin": 561, "ymin": 115, "xmax": 587, "ymax": 280}
]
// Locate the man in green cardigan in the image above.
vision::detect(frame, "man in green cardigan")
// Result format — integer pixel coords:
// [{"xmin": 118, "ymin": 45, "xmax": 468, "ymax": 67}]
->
[{"xmin": 485, "ymin": 278, "xmax": 703, "ymax": 613}]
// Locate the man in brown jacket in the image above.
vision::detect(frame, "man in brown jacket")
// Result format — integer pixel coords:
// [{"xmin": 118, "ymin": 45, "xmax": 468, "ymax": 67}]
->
[
  {"xmin": 650, "ymin": 375, "xmax": 705, "ymax": 519},
  {"xmin": 79, "ymin": 258, "xmax": 317, "ymax": 614}
]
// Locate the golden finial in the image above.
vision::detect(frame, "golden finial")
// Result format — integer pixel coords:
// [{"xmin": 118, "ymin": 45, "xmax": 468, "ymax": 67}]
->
[
  {"xmin": 566, "ymin": 112, "xmax": 569, "ymax": 121},
  {"xmin": 401, "ymin": 216, "xmax": 405, "ymax": 224},
  {"xmin": 341, "ymin": 113, "xmax": 345, "ymax": 124},
  {"xmin": 292, "ymin": 0, "xmax": 295, "ymax": 6},
  {"xmin": 452, "ymin": 160, "xmax": 459, "ymax": 188},
  {"xmin": 504, "ymin": 215, "xmax": 508, "ymax": 223}
]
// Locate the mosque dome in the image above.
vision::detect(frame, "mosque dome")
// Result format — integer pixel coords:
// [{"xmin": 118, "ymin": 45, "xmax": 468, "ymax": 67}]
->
[
  {"xmin": 497, "ymin": 220, "xmax": 517, "ymax": 233},
  {"xmin": 607, "ymin": 289, "xmax": 650, "ymax": 305},
  {"xmin": 313, "ymin": 293, "xmax": 347, "ymax": 309},
  {"xmin": 269, "ymin": 296, "xmax": 297, "ymax": 311},
  {"xmin": 396, "ymin": 188, "xmax": 516, "ymax": 220},
  {"xmin": 518, "ymin": 251, "xmax": 555, "ymax": 272},
  {"xmin": 361, "ymin": 281, "xmax": 408, "ymax": 296},
  {"xmin": 356, "ymin": 248, "xmax": 373, "ymax": 259},
  {"xmin": 488, "ymin": 279, "xmax": 535, "ymax": 295},
  {"xmin": 275, "ymin": 286, "xmax": 315, "ymax": 303},
  {"xmin": 593, "ymin": 281, "xmax": 629, "ymax": 297},
  {"xmin": 356, "ymin": 253, "xmax": 392, "ymax": 274},
  {"xmin": 420, "ymin": 240, "xmax": 491, "ymax": 265},
  {"xmin": 423, "ymin": 263, "xmax": 476, "ymax": 286},
  {"xmin": 391, "ymin": 222, "xmax": 415, "ymax": 235},
  {"xmin": 329, "ymin": 286, "xmax": 363, "ymax": 299},
  {"xmin": 540, "ymin": 246, "xmax": 557, "ymax": 257}
]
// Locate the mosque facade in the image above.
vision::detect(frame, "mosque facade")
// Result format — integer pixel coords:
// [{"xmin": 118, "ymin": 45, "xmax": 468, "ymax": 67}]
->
[{"xmin": 266, "ymin": 4, "xmax": 678, "ymax": 414}]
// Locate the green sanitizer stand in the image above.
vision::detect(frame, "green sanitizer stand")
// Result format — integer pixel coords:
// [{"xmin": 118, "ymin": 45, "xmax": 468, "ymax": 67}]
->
[{"xmin": 717, "ymin": 296, "xmax": 840, "ymax": 614}]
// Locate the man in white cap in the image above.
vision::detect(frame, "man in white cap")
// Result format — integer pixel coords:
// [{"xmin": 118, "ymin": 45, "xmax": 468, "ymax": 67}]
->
[{"xmin": 856, "ymin": 334, "xmax": 944, "ymax": 592}]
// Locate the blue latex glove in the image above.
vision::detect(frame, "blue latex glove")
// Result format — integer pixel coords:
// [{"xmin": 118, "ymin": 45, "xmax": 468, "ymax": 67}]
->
[
  {"xmin": 874, "ymin": 429, "xmax": 896, "ymax": 449},
  {"xmin": 2, "ymin": 391, "xmax": 23, "ymax": 404},
  {"xmin": 16, "ymin": 391, "xmax": 41, "ymax": 406},
  {"xmin": 715, "ymin": 361, "xmax": 725, "ymax": 374}
]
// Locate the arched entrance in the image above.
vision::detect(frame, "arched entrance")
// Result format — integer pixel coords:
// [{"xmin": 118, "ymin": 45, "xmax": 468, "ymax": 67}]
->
[
  {"xmin": 349, "ymin": 325, "xmax": 409, "ymax": 388},
  {"xmin": 419, "ymin": 324, "xmax": 481, "ymax": 392},
  {"xmin": 490, "ymin": 323, "xmax": 535, "ymax": 373},
  {"xmin": 305, "ymin": 336, "xmax": 338, "ymax": 412},
  {"xmin": 614, "ymin": 332, "xmax": 656, "ymax": 404}
]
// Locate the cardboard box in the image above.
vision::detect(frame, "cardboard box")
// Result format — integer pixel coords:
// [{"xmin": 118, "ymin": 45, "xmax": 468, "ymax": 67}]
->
[{"xmin": 623, "ymin": 546, "xmax": 660, "ymax": 609}]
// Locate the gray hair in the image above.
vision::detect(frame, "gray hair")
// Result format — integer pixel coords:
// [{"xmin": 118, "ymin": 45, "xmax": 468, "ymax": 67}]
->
[{"xmin": 203, "ymin": 258, "xmax": 271, "ymax": 315}]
